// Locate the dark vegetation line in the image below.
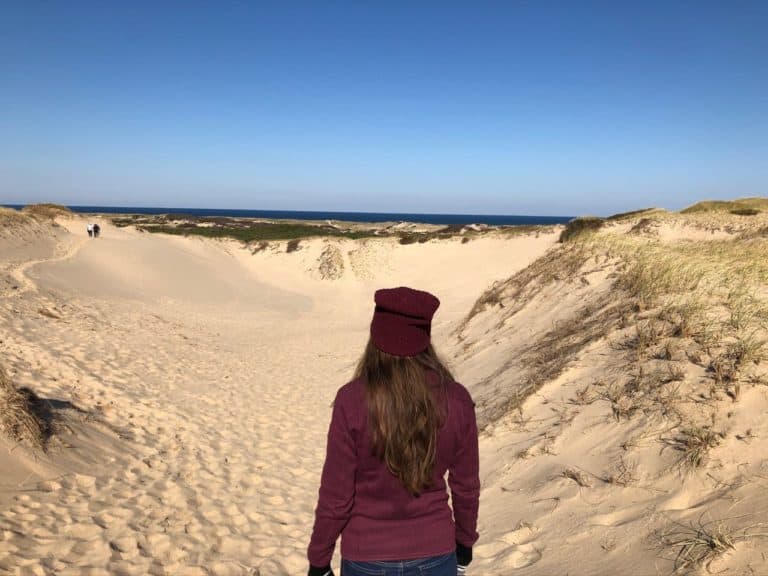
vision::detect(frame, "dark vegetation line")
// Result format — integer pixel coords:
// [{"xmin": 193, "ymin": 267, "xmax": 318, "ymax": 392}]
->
[{"xmin": 111, "ymin": 215, "xmax": 549, "ymax": 244}]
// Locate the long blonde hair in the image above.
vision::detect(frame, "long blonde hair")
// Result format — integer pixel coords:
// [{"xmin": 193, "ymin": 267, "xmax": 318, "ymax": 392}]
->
[{"xmin": 354, "ymin": 340, "xmax": 453, "ymax": 495}]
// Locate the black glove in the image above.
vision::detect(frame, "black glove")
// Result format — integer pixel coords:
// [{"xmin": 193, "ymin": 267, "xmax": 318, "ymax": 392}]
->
[
  {"xmin": 308, "ymin": 565, "xmax": 334, "ymax": 576},
  {"xmin": 456, "ymin": 540, "xmax": 473, "ymax": 572}
]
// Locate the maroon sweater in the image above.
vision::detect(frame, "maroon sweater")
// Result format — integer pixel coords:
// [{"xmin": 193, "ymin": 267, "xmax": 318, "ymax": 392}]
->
[{"xmin": 308, "ymin": 371, "xmax": 480, "ymax": 567}]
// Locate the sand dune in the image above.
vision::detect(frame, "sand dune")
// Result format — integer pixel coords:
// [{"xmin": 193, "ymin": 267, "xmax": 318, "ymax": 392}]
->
[
  {"xmin": 1, "ymin": 214, "xmax": 557, "ymax": 574},
  {"xmin": 2, "ymin": 209, "xmax": 767, "ymax": 574}
]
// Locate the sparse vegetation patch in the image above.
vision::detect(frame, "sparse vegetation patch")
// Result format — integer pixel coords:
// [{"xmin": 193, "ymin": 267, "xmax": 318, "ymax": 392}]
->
[
  {"xmin": 681, "ymin": 197, "xmax": 768, "ymax": 214},
  {"xmin": 22, "ymin": 203, "xmax": 73, "ymax": 219},
  {"xmin": 664, "ymin": 426, "xmax": 721, "ymax": 469},
  {"xmin": 0, "ymin": 364, "xmax": 53, "ymax": 450},
  {"xmin": 111, "ymin": 213, "xmax": 550, "ymax": 245},
  {"xmin": 559, "ymin": 217, "xmax": 605, "ymax": 243},
  {"xmin": 656, "ymin": 515, "xmax": 768, "ymax": 574}
]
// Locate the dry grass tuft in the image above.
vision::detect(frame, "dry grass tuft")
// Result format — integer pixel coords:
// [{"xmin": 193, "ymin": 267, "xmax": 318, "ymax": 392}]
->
[
  {"xmin": 621, "ymin": 320, "xmax": 666, "ymax": 360},
  {"xmin": 0, "ymin": 364, "xmax": 51, "ymax": 450},
  {"xmin": 710, "ymin": 334, "xmax": 766, "ymax": 386},
  {"xmin": 600, "ymin": 382, "xmax": 639, "ymax": 421},
  {"xmin": 657, "ymin": 515, "xmax": 768, "ymax": 574},
  {"xmin": 665, "ymin": 363, "xmax": 686, "ymax": 383},
  {"xmin": 659, "ymin": 517, "xmax": 734, "ymax": 573},
  {"xmin": 285, "ymin": 238, "xmax": 302, "ymax": 253},
  {"xmin": 664, "ymin": 426, "xmax": 721, "ymax": 469}
]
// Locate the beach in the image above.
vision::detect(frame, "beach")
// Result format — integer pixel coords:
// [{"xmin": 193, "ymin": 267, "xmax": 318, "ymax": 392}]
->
[{"xmin": 2, "ymin": 205, "xmax": 768, "ymax": 575}]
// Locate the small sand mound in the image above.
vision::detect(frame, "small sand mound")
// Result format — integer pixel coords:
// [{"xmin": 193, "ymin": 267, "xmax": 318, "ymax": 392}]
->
[
  {"xmin": 22, "ymin": 203, "xmax": 73, "ymax": 219},
  {"xmin": 317, "ymin": 243, "xmax": 345, "ymax": 280},
  {"xmin": 0, "ymin": 364, "xmax": 52, "ymax": 449}
]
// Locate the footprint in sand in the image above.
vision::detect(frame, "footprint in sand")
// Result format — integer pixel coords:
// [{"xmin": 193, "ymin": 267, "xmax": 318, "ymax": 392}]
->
[{"xmin": 474, "ymin": 525, "xmax": 543, "ymax": 570}]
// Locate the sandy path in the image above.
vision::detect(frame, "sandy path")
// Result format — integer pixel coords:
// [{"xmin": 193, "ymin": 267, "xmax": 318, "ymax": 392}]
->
[{"xmin": 2, "ymin": 293, "xmax": 354, "ymax": 574}]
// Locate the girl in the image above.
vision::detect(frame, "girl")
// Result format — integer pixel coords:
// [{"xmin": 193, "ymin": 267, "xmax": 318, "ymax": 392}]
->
[{"xmin": 308, "ymin": 287, "xmax": 479, "ymax": 576}]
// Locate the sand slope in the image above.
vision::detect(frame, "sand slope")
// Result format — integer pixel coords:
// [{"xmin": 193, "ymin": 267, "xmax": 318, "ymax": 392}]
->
[{"xmin": 453, "ymin": 213, "xmax": 768, "ymax": 575}]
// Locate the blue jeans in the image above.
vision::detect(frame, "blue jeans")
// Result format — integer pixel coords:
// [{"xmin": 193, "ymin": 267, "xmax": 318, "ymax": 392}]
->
[{"xmin": 342, "ymin": 552, "xmax": 457, "ymax": 576}]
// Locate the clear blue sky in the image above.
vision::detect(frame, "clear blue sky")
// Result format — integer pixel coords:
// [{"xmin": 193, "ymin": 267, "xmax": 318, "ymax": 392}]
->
[{"xmin": 2, "ymin": 1, "xmax": 766, "ymax": 216}]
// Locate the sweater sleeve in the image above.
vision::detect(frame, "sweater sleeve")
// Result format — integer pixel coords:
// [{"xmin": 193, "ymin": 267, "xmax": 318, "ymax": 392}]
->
[
  {"xmin": 307, "ymin": 392, "xmax": 357, "ymax": 567},
  {"xmin": 447, "ymin": 394, "xmax": 480, "ymax": 548}
]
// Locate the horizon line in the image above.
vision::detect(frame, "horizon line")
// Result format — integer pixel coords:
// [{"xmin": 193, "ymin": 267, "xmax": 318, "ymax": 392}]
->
[{"xmin": 3, "ymin": 203, "xmax": 576, "ymax": 219}]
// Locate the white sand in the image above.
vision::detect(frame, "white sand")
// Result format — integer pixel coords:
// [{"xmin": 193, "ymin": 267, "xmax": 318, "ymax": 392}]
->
[
  {"xmin": 2, "ymin": 212, "xmax": 767, "ymax": 575},
  {"xmin": 1, "ymin": 216, "xmax": 555, "ymax": 574}
]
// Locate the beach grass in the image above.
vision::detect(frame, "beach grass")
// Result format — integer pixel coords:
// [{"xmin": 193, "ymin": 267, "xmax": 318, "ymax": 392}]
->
[
  {"xmin": 558, "ymin": 216, "xmax": 605, "ymax": 243},
  {"xmin": 21, "ymin": 203, "xmax": 73, "ymax": 219},
  {"xmin": 464, "ymin": 208, "xmax": 768, "ymax": 442},
  {"xmin": 0, "ymin": 207, "xmax": 31, "ymax": 226},
  {"xmin": 0, "ymin": 363, "xmax": 51, "ymax": 450},
  {"xmin": 681, "ymin": 197, "xmax": 768, "ymax": 214},
  {"xmin": 606, "ymin": 207, "xmax": 664, "ymax": 221}
]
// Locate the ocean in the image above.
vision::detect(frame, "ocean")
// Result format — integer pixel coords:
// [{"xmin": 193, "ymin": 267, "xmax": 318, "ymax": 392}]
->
[{"xmin": 4, "ymin": 205, "xmax": 573, "ymax": 226}]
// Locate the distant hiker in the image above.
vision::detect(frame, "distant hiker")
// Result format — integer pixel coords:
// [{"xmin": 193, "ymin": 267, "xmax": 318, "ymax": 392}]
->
[
  {"xmin": 87, "ymin": 223, "xmax": 94, "ymax": 238},
  {"xmin": 307, "ymin": 287, "xmax": 480, "ymax": 576},
  {"xmin": 93, "ymin": 223, "xmax": 101, "ymax": 238}
]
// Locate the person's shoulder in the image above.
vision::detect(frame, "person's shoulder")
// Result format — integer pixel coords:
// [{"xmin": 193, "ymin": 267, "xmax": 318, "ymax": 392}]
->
[
  {"xmin": 334, "ymin": 376, "xmax": 366, "ymax": 405},
  {"xmin": 445, "ymin": 379, "xmax": 475, "ymax": 407}
]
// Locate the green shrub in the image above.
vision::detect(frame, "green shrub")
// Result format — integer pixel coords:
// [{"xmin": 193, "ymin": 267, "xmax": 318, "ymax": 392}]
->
[{"xmin": 730, "ymin": 208, "xmax": 759, "ymax": 216}]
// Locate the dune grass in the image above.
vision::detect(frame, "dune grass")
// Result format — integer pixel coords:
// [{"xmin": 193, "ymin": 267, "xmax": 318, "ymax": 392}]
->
[
  {"xmin": 658, "ymin": 515, "xmax": 768, "ymax": 574},
  {"xmin": 0, "ymin": 364, "xmax": 51, "ymax": 450},
  {"xmin": 0, "ymin": 207, "xmax": 30, "ymax": 226},
  {"xmin": 559, "ymin": 216, "xmax": 605, "ymax": 243},
  {"xmin": 664, "ymin": 426, "xmax": 722, "ymax": 469},
  {"xmin": 21, "ymin": 203, "xmax": 73, "ymax": 219},
  {"xmin": 606, "ymin": 207, "xmax": 664, "ymax": 221},
  {"xmin": 681, "ymin": 197, "xmax": 768, "ymax": 214},
  {"xmin": 466, "ymin": 210, "xmax": 768, "ymax": 441},
  {"xmin": 593, "ymin": 234, "xmax": 768, "ymax": 306}
]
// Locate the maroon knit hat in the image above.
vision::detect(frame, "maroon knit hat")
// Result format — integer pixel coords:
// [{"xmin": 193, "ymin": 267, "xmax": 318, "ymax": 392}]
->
[{"xmin": 370, "ymin": 287, "xmax": 440, "ymax": 357}]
